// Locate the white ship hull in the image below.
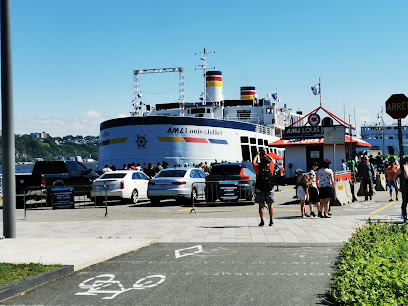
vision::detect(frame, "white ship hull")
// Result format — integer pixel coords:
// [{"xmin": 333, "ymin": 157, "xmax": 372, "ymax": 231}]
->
[{"xmin": 99, "ymin": 116, "xmax": 281, "ymax": 169}]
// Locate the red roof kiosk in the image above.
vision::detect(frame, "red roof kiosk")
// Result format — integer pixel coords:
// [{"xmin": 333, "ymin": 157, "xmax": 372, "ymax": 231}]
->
[{"xmin": 270, "ymin": 106, "xmax": 371, "ymax": 179}]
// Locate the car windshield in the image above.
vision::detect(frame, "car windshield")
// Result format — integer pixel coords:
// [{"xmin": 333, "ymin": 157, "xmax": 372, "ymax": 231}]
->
[
  {"xmin": 156, "ymin": 170, "xmax": 186, "ymax": 178},
  {"xmin": 99, "ymin": 173, "xmax": 126, "ymax": 179},
  {"xmin": 211, "ymin": 165, "xmax": 242, "ymax": 175}
]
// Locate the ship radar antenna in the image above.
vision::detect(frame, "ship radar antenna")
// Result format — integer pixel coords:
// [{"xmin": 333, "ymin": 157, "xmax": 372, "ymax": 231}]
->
[{"xmin": 195, "ymin": 48, "xmax": 215, "ymax": 105}]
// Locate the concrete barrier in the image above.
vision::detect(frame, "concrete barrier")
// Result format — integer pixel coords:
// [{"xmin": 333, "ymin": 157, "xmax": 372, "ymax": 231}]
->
[
  {"xmin": 344, "ymin": 180, "xmax": 353, "ymax": 202},
  {"xmin": 333, "ymin": 181, "xmax": 350, "ymax": 206},
  {"xmin": 375, "ymin": 174, "xmax": 386, "ymax": 191}
]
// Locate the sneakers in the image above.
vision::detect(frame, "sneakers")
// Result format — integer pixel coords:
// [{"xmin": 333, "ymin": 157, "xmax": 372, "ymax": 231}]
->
[
  {"xmin": 328, "ymin": 212, "xmax": 332, "ymax": 216},
  {"xmin": 396, "ymin": 197, "xmax": 399, "ymax": 201},
  {"xmin": 259, "ymin": 220, "xmax": 264, "ymax": 227},
  {"xmin": 318, "ymin": 212, "xmax": 323, "ymax": 218},
  {"xmin": 269, "ymin": 219, "xmax": 273, "ymax": 226},
  {"xmin": 302, "ymin": 214, "xmax": 306, "ymax": 218},
  {"xmin": 324, "ymin": 215, "xmax": 331, "ymax": 218},
  {"xmin": 310, "ymin": 211, "xmax": 316, "ymax": 217},
  {"xmin": 389, "ymin": 199, "xmax": 393, "ymax": 202}
]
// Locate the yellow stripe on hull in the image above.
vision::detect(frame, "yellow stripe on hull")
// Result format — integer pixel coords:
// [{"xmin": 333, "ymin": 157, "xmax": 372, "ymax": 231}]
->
[
  {"xmin": 157, "ymin": 137, "xmax": 185, "ymax": 142},
  {"xmin": 110, "ymin": 138, "xmax": 128, "ymax": 144}
]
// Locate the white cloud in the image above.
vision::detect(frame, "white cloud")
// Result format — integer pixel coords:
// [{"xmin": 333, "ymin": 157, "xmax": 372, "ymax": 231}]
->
[{"xmin": 14, "ymin": 110, "xmax": 106, "ymax": 137}]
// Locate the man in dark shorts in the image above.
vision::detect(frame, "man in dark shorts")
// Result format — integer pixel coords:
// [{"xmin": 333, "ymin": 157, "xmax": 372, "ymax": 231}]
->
[{"xmin": 253, "ymin": 149, "xmax": 275, "ymax": 226}]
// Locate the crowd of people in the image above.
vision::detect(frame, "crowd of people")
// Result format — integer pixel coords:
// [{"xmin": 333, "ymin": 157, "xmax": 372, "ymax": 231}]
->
[
  {"xmin": 97, "ymin": 150, "xmax": 408, "ymax": 226},
  {"xmin": 101, "ymin": 160, "xmax": 218, "ymax": 178}
]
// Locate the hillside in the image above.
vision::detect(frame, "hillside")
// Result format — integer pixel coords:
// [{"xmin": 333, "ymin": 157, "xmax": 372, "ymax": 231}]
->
[{"xmin": 0, "ymin": 135, "xmax": 99, "ymax": 162}]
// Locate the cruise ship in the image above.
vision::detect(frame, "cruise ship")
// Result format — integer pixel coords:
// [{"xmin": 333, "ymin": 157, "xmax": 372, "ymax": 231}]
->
[{"xmin": 98, "ymin": 54, "xmax": 305, "ymax": 169}]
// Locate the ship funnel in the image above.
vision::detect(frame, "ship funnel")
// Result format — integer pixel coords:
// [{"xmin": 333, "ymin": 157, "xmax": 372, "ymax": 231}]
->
[
  {"xmin": 240, "ymin": 86, "xmax": 256, "ymax": 100},
  {"xmin": 206, "ymin": 71, "xmax": 223, "ymax": 102}
]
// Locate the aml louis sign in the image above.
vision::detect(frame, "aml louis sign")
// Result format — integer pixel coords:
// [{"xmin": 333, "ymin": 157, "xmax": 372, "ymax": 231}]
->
[{"xmin": 284, "ymin": 126, "xmax": 324, "ymax": 139}]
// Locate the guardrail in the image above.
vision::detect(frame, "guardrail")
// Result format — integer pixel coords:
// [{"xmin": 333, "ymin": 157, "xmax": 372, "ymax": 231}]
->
[
  {"xmin": 190, "ymin": 180, "xmax": 256, "ymax": 213},
  {"xmin": 21, "ymin": 184, "xmax": 108, "ymax": 219}
]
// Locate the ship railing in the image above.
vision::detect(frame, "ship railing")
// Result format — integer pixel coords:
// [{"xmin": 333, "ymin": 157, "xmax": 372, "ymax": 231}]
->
[
  {"xmin": 20, "ymin": 184, "xmax": 108, "ymax": 219},
  {"xmin": 223, "ymin": 114, "xmax": 261, "ymax": 124},
  {"xmin": 189, "ymin": 180, "xmax": 256, "ymax": 212},
  {"xmin": 255, "ymin": 124, "xmax": 275, "ymax": 136}
]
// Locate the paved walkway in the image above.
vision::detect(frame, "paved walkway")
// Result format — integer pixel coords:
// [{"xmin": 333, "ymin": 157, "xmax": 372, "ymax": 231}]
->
[{"xmin": 0, "ymin": 183, "xmax": 404, "ymax": 271}]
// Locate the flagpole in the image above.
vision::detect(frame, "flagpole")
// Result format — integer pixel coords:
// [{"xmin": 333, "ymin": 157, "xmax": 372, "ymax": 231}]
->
[{"xmin": 319, "ymin": 77, "xmax": 321, "ymax": 106}]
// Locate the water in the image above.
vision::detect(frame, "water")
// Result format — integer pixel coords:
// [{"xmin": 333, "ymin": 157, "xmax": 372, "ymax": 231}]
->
[{"xmin": 0, "ymin": 162, "xmax": 99, "ymax": 174}]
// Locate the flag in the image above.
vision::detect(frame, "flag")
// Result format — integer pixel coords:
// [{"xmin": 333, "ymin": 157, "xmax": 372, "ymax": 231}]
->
[
  {"xmin": 131, "ymin": 100, "xmax": 136, "ymax": 106},
  {"xmin": 311, "ymin": 83, "xmax": 320, "ymax": 95},
  {"xmin": 137, "ymin": 92, "xmax": 142, "ymax": 99},
  {"xmin": 271, "ymin": 92, "xmax": 278, "ymax": 101}
]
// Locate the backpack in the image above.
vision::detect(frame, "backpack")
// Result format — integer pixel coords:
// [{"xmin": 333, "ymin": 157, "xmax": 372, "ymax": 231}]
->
[{"xmin": 256, "ymin": 165, "xmax": 275, "ymax": 192}]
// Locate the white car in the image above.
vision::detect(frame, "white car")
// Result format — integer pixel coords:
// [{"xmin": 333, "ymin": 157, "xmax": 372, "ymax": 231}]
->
[
  {"xmin": 147, "ymin": 167, "xmax": 207, "ymax": 205},
  {"xmin": 91, "ymin": 170, "xmax": 149, "ymax": 204}
]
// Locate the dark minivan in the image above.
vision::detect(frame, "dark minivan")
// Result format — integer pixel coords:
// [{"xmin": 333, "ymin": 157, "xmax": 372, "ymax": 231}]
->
[{"xmin": 205, "ymin": 162, "xmax": 256, "ymax": 204}]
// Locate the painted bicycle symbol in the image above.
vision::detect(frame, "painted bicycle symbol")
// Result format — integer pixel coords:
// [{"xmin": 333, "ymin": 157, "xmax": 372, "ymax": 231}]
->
[{"xmin": 75, "ymin": 274, "xmax": 166, "ymax": 300}]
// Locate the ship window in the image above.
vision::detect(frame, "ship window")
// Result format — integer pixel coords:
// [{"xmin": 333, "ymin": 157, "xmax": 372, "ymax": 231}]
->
[
  {"xmin": 206, "ymin": 108, "xmax": 211, "ymax": 113},
  {"xmin": 264, "ymin": 140, "xmax": 268, "ymax": 146},
  {"xmin": 258, "ymin": 139, "xmax": 263, "ymax": 145},
  {"xmin": 240, "ymin": 136, "xmax": 249, "ymax": 143},
  {"xmin": 241, "ymin": 145, "xmax": 250, "ymax": 162},
  {"xmin": 250, "ymin": 138, "xmax": 256, "ymax": 144},
  {"xmin": 191, "ymin": 108, "xmax": 205, "ymax": 114},
  {"xmin": 250, "ymin": 146, "xmax": 258, "ymax": 161},
  {"xmin": 389, "ymin": 136, "xmax": 394, "ymax": 139}
]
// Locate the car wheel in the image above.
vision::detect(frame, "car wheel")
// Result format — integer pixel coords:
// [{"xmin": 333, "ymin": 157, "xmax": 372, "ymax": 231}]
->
[{"xmin": 131, "ymin": 189, "xmax": 139, "ymax": 204}]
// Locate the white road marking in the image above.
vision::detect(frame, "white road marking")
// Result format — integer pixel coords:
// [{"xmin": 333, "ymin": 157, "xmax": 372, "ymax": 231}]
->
[{"xmin": 175, "ymin": 245, "xmax": 203, "ymax": 258}]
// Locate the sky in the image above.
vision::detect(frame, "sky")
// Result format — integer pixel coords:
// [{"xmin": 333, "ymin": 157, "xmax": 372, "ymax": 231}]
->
[{"xmin": 4, "ymin": 0, "xmax": 408, "ymax": 137}]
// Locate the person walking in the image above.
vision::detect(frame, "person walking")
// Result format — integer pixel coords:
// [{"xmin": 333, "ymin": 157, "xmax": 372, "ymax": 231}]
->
[
  {"xmin": 360, "ymin": 156, "xmax": 376, "ymax": 201},
  {"xmin": 297, "ymin": 174, "xmax": 310, "ymax": 218},
  {"xmin": 307, "ymin": 161, "xmax": 320, "ymax": 217},
  {"xmin": 317, "ymin": 159, "xmax": 335, "ymax": 218},
  {"xmin": 253, "ymin": 148, "xmax": 275, "ymax": 226},
  {"xmin": 386, "ymin": 159, "xmax": 399, "ymax": 201},
  {"xmin": 394, "ymin": 157, "xmax": 408, "ymax": 222},
  {"xmin": 102, "ymin": 165, "xmax": 112, "ymax": 173}
]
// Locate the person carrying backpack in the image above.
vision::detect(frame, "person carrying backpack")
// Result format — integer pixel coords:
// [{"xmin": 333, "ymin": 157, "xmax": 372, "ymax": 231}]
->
[{"xmin": 253, "ymin": 149, "xmax": 275, "ymax": 226}]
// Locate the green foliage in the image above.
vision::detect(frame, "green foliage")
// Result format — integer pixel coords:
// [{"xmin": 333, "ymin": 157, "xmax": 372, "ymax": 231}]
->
[
  {"xmin": 2, "ymin": 135, "xmax": 99, "ymax": 163},
  {"xmin": 330, "ymin": 221, "xmax": 408, "ymax": 305},
  {"xmin": 0, "ymin": 263, "xmax": 63, "ymax": 286}
]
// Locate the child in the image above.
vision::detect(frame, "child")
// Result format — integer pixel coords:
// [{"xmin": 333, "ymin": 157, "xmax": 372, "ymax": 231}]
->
[{"xmin": 297, "ymin": 174, "xmax": 310, "ymax": 218}]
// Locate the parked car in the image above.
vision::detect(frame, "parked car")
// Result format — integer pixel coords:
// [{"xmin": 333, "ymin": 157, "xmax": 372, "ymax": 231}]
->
[
  {"xmin": 205, "ymin": 162, "xmax": 256, "ymax": 204},
  {"xmin": 15, "ymin": 160, "xmax": 99, "ymax": 208},
  {"xmin": 147, "ymin": 168, "xmax": 207, "ymax": 205},
  {"xmin": 91, "ymin": 170, "xmax": 149, "ymax": 204}
]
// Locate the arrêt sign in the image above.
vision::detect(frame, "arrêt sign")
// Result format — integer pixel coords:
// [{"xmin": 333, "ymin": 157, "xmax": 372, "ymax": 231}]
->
[{"xmin": 386, "ymin": 94, "xmax": 408, "ymax": 119}]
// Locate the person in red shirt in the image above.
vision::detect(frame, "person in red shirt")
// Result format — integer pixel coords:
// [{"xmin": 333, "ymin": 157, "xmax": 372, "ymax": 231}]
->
[
  {"xmin": 252, "ymin": 149, "xmax": 275, "ymax": 226},
  {"xmin": 386, "ymin": 159, "xmax": 399, "ymax": 201}
]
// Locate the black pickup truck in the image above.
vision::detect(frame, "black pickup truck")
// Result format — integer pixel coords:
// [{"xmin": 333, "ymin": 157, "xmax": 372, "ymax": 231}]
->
[{"xmin": 15, "ymin": 160, "xmax": 100, "ymax": 208}]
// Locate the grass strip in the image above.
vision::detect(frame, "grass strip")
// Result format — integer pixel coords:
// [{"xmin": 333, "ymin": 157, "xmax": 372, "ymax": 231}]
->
[
  {"xmin": 0, "ymin": 263, "xmax": 64, "ymax": 287},
  {"xmin": 330, "ymin": 220, "xmax": 408, "ymax": 305}
]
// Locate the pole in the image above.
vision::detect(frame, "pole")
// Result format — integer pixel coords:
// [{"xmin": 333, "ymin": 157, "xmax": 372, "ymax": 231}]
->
[
  {"xmin": 398, "ymin": 119, "xmax": 407, "ymax": 222},
  {"xmin": 1, "ymin": 0, "xmax": 16, "ymax": 238},
  {"xmin": 319, "ymin": 77, "xmax": 321, "ymax": 107}
]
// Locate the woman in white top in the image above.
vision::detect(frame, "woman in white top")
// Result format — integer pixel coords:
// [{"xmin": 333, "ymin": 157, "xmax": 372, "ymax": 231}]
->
[{"xmin": 317, "ymin": 159, "xmax": 335, "ymax": 218}]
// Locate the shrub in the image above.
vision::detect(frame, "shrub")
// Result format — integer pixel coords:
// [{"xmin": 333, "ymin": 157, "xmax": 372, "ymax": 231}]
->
[{"xmin": 330, "ymin": 220, "xmax": 408, "ymax": 305}]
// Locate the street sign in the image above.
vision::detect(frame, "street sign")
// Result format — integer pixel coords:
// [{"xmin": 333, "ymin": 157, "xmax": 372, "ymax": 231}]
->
[
  {"xmin": 323, "ymin": 126, "xmax": 345, "ymax": 144},
  {"xmin": 385, "ymin": 94, "xmax": 408, "ymax": 119}
]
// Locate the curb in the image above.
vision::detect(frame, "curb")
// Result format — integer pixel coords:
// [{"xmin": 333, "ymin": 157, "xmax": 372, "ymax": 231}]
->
[{"xmin": 0, "ymin": 265, "xmax": 74, "ymax": 302}]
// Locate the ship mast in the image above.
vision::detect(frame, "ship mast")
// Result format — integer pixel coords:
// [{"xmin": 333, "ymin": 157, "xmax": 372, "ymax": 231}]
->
[{"xmin": 195, "ymin": 48, "xmax": 215, "ymax": 105}]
